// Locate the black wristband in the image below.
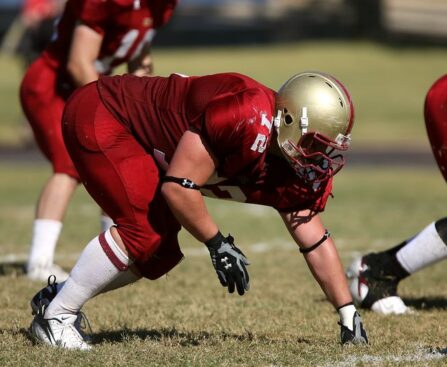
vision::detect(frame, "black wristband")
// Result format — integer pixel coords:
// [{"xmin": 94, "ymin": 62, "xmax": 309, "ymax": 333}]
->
[{"xmin": 205, "ymin": 231, "xmax": 225, "ymax": 249}]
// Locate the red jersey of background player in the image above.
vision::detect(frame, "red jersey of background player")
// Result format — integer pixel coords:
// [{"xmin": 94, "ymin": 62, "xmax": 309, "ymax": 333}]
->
[
  {"xmin": 44, "ymin": 0, "xmax": 177, "ymax": 73},
  {"xmin": 97, "ymin": 72, "xmax": 333, "ymax": 213}
]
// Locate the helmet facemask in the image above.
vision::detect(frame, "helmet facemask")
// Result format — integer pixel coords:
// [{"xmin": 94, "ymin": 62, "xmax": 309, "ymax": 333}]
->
[
  {"xmin": 280, "ymin": 131, "xmax": 351, "ymax": 183},
  {"xmin": 275, "ymin": 72, "xmax": 354, "ymax": 184}
]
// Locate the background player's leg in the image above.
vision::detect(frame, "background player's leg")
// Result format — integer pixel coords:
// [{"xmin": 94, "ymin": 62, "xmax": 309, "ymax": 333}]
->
[
  {"xmin": 20, "ymin": 59, "xmax": 78, "ymax": 282},
  {"xmin": 100, "ymin": 212, "xmax": 114, "ymax": 232},
  {"xmin": 27, "ymin": 173, "xmax": 78, "ymax": 281},
  {"xmin": 395, "ymin": 219, "xmax": 447, "ymax": 275}
]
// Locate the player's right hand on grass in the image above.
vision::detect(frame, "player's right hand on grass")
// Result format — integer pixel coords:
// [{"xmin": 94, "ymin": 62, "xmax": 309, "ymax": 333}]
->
[{"xmin": 205, "ymin": 232, "xmax": 250, "ymax": 295}]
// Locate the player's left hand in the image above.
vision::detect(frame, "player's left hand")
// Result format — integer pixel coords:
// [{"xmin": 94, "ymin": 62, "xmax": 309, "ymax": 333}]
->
[
  {"xmin": 205, "ymin": 232, "xmax": 250, "ymax": 295},
  {"xmin": 339, "ymin": 311, "xmax": 368, "ymax": 345}
]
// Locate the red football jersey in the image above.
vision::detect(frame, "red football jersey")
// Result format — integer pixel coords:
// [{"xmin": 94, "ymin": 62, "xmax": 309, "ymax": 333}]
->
[
  {"xmin": 45, "ymin": 0, "xmax": 177, "ymax": 72},
  {"xmin": 97, "ymin": 72, "xmax": 333, "ymax": 212}
]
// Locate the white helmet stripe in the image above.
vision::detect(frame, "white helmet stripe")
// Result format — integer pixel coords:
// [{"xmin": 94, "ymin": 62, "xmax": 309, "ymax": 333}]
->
[{"xmin": 300, "ymin": 106, "xmax": 309, "ymax": 135}]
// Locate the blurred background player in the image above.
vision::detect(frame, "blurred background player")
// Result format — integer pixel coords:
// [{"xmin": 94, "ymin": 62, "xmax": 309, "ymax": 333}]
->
[
  {"xmin": 1, "ymin": 0, "xmax": 64, "ymax": 145},
  {"xmin": 1, "ymin": 0, "xmax": 65, "ymax": 67},
  {"xmin": 20, "ymin": 0, "xmax": 178, "ymax": 282},
  {"xmin": 17, "ymin": 0, "xmax": 65, "ymax": 67},
  {"xmin": 29, "ymin": 71, "xmax": 368, "ymax": 349},
  {"xmin": 347, "ymin": 74, "xmax": 447, "ymax": 315}
]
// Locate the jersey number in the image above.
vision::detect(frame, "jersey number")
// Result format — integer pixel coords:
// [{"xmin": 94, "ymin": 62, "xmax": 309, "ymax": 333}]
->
[
  {"xmin": 251, "ymin": 134, "xmax": 267, "ymax": 153},
  {"xmin": 96, "ymin": 29, "xmax": 156, "ymax": 73}
]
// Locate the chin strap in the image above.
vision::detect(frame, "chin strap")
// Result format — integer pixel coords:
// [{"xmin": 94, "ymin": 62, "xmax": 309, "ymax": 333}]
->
[
  {"xmin": 161, "ymin": 176, "xmax": 201, "ymax": 190},
  {"xmin": 299, "ymin": 229, "xmax": 331, "ymax": 254}
]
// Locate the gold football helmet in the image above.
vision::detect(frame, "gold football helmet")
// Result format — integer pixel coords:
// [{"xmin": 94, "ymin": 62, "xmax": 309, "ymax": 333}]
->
[{"xmin": 274, "ymin": 71, "xmax": 354, "ymax": 183}]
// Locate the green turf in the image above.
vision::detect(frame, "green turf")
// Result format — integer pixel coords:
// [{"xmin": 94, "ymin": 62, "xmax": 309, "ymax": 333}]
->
[
  {"xmin": 0, "ymin": 163, "xmax": 446, "ymax": 366},
  {"xmin": 1, "ymin": 39, "xmax": 447, "ymax": 365},
  {"xmin": 1, "ymin": 40, "xmax": 447, "ymax": 147}
]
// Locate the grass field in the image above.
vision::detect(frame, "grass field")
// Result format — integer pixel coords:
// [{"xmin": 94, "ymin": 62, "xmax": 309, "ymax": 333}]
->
[
  {"xmin": 1, "ymin": 41, "xmax": 447, "ymax": 365},
  {"xmin": 0, "ymin": 163, "xmax": 446, "ymax": 366}
]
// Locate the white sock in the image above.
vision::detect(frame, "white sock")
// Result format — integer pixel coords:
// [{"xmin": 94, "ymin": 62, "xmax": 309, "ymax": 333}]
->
[
  {"xmin": 100, "ymin": 268, "xmax": 141, "ymax": 294},
  {"xmin": 27, "ymin": 219, "xmax": 62, "ymax": 270},
  {"xmin": 396, "ymin": 222, "xmax": 447, "ymax": 274},
  {"xmin": 100, "ymin": 214, "xmax": 115, "ymax": 232},
  {"xmin": 338, "ymin": 304, "xmax": 357, "ymax": 331},
  {"xmin": 45, "ymin": 229, "xmax": 132, "ymax": 318},
  {"xmin": 55, "ymin": 269, "xmax": 140, "ymax": 296}
]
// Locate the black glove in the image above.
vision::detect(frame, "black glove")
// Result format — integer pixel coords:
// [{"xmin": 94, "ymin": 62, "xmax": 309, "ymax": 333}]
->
[
  {"xmin": 339, "ymin": 311, "xmax": 368, "ymax": 345},
  {"xmin": 205, "ymin": 232, "xmax": 250, "ymax": 295}
]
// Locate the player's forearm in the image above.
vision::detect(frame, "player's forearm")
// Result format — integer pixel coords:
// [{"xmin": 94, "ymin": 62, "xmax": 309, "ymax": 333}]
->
[
  {"xmin": 280, "ymin": 212, "xmax": 353, "ymax": 308},
  {"xmin": 66, "ymin": 60, "xmax": 99, "ymax": 87},
  {"xmin": 67, "ymin": 24, "xmax": 102, "ymax": 87},
  {"xmin": 303, "ymin": 240, "xmax": 353, "ymax": 308},
  {"xmin": 161, "ymin": 182, "xmax": 218, "ymax": 242}
]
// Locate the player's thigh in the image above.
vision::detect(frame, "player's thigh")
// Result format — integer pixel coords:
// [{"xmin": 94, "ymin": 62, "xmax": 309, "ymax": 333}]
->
[
  {"xmin": 20, "ymin": 58, "xmax": 61, "ymax": 149},
  {"xmin": 64, "ymin": 85, "xmax": 161, "ymax": 260},
  {"xmin": 20, "ymin": 57, "xmax": 76, "ymax": 176}
]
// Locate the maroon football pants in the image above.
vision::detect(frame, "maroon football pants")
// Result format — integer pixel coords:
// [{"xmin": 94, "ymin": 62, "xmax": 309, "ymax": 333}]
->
[
  {"xmin": 62, "ymin": 82, "xmax": 183, "ymax": 279},
  {"xmin": 20, "ymin": 55, "xmax": 79, "ymax": 179}
]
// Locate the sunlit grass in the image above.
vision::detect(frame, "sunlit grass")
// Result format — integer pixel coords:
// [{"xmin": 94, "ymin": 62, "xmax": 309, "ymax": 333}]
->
[
  {"xmin": 1, "ymin": 37, "xmax": 447, "ymax": 366},
  {"xmin": 0, "ymin": 164, "xmax": 446, "ymax": 365}
]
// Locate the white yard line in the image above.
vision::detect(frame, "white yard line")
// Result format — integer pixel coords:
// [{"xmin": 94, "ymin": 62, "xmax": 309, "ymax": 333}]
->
[
  {"xmin": 0, "ymin": 244, "xmax": 285, "ymax": 264},
  {"xmin": 0, "ymin": 240, "xmax": 294, "ymax": 263},
  {"xmin": 0, "ymin": 237, "xmax": 398, "ymax": 264},
  {"xmin": 326, "ymin": 348, "xmax": 446, "ymax": 367}
]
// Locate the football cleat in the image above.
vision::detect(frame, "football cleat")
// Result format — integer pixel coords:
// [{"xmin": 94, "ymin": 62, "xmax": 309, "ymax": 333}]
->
[
  {"xmin": 27, "ymin": 263, "xmax": 69, "ymax": 282},
  {"xmin": 339, "ymin": 311, "xmax": 368, "ymax": 345},
  {"xmin": 30, "ymin": 275, "xmax": 92, "ymax": 342},
  {"xmin": 347, "ymin": 254, "xmax": 409, "ymax": 315},
  {"xmin": 369, "ymin": 296, "xmax": 409, "ymax": 315},
  {"xmin": 31, "ymin": 275, "xmax": 59, "ymax": 315},
  {"xmin": 30, "ymin": 310, "xmax": 91, "ymax": 350}
]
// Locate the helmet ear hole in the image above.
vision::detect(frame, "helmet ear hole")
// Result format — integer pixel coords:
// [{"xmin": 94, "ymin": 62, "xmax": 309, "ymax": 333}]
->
[{"xmin": 282, "ymin": 108, "xmax": 294, "ymax": 125}]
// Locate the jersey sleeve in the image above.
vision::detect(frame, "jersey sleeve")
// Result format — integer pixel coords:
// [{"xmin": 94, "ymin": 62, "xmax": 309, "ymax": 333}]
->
[
  {"xmin": 79, "ymin": 0, "xmax": 112, "ymax": 35},
  {"xmin": 198, "ymin": 90, "xmax": 273, "ymax": 178}
]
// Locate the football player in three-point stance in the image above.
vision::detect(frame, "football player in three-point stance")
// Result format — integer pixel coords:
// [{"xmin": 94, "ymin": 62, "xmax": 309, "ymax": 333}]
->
[
  {"xmin": 347, "ymin": 74, "xmax": 447, "ymax": 314},
  {"xmin": 29, "ymin": 71, "xmax": 368, "ymax": 349},
  {"xmin": 20, "ymin": 0, "xmax": 177, "ymax": 282}
]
